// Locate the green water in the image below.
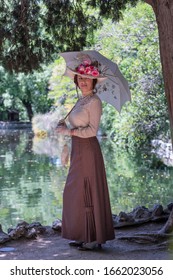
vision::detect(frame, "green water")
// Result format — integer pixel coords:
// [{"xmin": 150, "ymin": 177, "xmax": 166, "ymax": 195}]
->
[{"xmin": 0, "ymin": 130, "xmax": 173, "ymax": 232}]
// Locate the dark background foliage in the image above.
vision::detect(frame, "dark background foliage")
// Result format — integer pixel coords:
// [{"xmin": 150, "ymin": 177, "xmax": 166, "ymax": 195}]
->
[{"xmin": 0, "ymin": 0, "xmax": 100, "ymax": 72}]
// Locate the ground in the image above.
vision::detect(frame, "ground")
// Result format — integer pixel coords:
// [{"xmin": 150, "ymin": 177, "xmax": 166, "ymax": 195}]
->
[{"xmin": 0, "ymin": 221, "xmax": 173, "ymax": 260}]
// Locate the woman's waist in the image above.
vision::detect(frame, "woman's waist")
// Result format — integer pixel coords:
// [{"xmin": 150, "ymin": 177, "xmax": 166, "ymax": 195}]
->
[{"xmin": 72, "ymin": 135, "xmax": 97, "ymax": 143}]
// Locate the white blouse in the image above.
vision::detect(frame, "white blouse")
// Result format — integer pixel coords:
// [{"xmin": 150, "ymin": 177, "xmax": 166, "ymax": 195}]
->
[{"xmin": 68, "ymin": 94, "xmax": 102, "ymax": 138}]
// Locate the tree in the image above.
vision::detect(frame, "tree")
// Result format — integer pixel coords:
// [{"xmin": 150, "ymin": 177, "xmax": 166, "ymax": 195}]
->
[
  {"xmin": 94, "ymin": 3, "xmax": 169, "ymax": 151},
  {"xmin": 86, "ymin": 0, "xmax": 173, "ymax": 236},
  {"xmin": 146, "ymin": 0, "xmax": 173, "ymax": 148},
  {"xmin": 0, "ymin": 65, "xmax": 53, "ymax": 121},
  {"xmin": 1, "ymin": 0, "xmax": 173, "ymax": 234},
  {"xmin": 86, "ymin": 0, "xmax": 173, "ymax": 143},
  {"xmin": 1, "ymin": 1, "xmax": 172, "ymax": 145},
  {"xmin": 0, "ymin": 0, "xmax": 99, "ymax": 72}
]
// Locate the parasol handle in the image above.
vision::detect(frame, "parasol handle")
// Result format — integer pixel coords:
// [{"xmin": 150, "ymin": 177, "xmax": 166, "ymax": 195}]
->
[{"xmin": 57, "ymin": 103, "xmax": 76, "ymax": 126}]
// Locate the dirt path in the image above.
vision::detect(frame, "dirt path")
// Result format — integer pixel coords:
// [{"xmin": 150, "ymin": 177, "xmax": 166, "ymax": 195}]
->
[{"xmin": 0, "ymin": 222, "xmax": 172, "ymax": 260}]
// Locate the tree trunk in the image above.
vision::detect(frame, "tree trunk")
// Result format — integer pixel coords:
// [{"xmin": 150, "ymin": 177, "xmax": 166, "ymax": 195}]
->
[
  {"xmin": 145, "ymin": 0, "xmax": 173, "ymax": 233},
  {"xmin": 22, "ymin": 100, "xmax": 33, "ymax": 121},
  {"xmin": 145, "ymin": 0, "xmax": 173, "ymax": 146}
]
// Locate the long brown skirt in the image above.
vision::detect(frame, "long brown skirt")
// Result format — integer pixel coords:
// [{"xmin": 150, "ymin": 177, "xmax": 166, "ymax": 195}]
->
[{"xmin": 62, "ymin": 136, "xmax": 115, "ymax": 244}]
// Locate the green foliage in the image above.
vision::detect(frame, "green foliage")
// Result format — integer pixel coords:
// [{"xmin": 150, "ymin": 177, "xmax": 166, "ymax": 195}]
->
[
  {"xmin": 0, "ymin": 65, "xmax": 54, "ymax": 120},
  {"xmin": 48, "ymin": 58, "xmax": 78, "ymax": 108},
  {"xmin": 96, "ymin": 2, "xmax": 170, "ymax": 151},
  {"xmin": 1, "ymin": 1, "xmax": 169, "ymax": 150},
  {"xmin": 16, "ymin": 66, "xmax": 53, "ymax": 114},
  {"xmin": 0, "ymin": 0, "xmax": 46, "ymax": 72},
  {"xmin": 86, "ymin": 0, "xmax": 139, "ymax": 21},
  {"xmin": 0, "ymin": 0, "xmax": 142, "ymax": 73},
  {"xmin": 0, "ymin": 0, "xmax": 100, "ymax": 72}
]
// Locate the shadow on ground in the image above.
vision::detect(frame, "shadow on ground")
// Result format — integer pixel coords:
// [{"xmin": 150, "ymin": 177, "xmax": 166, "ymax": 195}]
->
[{"xmin": 0, "ymin": 222, "xmax": 173, "ymax": 260}]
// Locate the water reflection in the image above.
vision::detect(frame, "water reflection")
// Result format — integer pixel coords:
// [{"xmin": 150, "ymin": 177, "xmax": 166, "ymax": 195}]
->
[
  {"xmin": 0, "ymin": 130, "xmax": 68, "ymax": 232},
  {"xmin": 32, "ymin": 134, "xmax": 70, "ymax": 167},
  {"xmin": 101, "ymin": 140, "xmax": 173, "ymax": 215},
  {"xmin": 0, "ymin": 129, "xmax": 173, "ymax": 232}
]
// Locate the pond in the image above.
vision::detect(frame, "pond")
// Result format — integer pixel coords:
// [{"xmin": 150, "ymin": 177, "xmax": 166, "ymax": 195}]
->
[{"xmin": 0, "ymin": 129, "xmax": 173, "ymax": 232}]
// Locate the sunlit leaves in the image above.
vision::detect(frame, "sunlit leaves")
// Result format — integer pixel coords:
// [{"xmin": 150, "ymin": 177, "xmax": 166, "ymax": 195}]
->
[
  {"xmin": 48, "ymin": 57, "xmax": 78, "ymax": 107},
  {"xmin": 95, "ymin": 2, "xmax": 169, "ymax": 151},
  {"xmin": 0, "ymin": 65, "xmax": 54, "ymax": 121}
]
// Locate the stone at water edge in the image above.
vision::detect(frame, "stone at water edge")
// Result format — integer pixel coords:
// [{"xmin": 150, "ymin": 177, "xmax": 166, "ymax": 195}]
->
[
  {"xmin": 8, "ymin": 225, "xmax": 27, "ymax": 240},
  {"xmin": 151, "ymin": 204, "xmax": 164, "ymax": 217},
  {"xmin": 0, "ymin": 224, "xmax": 11, "ymax": 244},
  {"xmin": 8, "ymin": 221, "xmax": 47, "ymax": 239},
  {"xmin": 52, "ymin": 219, "xmax": 62, "ymax": 231}
]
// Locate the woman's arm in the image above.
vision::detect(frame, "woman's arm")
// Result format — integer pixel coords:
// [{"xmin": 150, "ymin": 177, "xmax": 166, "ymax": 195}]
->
[{"xmin": 56, "ymin": 98, "xmax": 102, "ymax": 138}]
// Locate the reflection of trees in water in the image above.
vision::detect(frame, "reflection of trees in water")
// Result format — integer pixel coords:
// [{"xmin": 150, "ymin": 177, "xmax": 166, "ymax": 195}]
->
[
  {"xmin": 0, "ymin": 130, "xmax": 69, "ymax": 230},
  {"xmin": 1, "ymin": 131, "xmax": 173, "ymax": 231},
  {"xmin": 32, "ymin": 134, "xmax": 71, "ymax": 166},
  {"xmin": 0, "ymin": 130, "xmax": 22, "ymax": 150},
  {"xmin": 0, "ymin": 129, "xmax": 34, "ymax": 158},
  {"xmin": 100, "ymin": 139, "xmax": 173, "ymax": 215}
]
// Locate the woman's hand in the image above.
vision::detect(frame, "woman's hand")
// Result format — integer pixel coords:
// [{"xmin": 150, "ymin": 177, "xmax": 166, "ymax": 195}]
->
[
  {"xmin": 56, "ymin": 121, "xmax": 74, "ymax": 136},
  {"xmin": 56, "ymin": 125, "xmax": 69, "ymax": 134}
]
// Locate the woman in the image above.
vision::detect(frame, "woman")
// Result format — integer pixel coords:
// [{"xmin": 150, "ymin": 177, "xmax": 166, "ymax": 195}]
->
[{"xmin": 56, "ymin": 59, "xmax": 115, "ymax": 250}]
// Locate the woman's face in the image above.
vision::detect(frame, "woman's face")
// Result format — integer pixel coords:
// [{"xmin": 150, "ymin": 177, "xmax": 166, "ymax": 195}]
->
[{"xmin": 77, "ymin": 75, "xmax": 94, "ymax": 95}]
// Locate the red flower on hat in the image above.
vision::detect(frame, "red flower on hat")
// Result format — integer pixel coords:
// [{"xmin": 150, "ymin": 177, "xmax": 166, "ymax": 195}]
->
[
  {"xmin": 76, "ymin": 61, "xmax": 100, "ymax": 77},
  {"xmin": 92, "ymin": 70, "xmax": 99, "ymax": 77},
  {"xmin": 76, "ymin": 64, "xmax": 85, "ymax": 74},
  {"xmin": 85, "ymin": 66, "xmax": 92, "ymax": 75},
  {"xmin": 83, "ymin": 59, "xmax": 92, "ymax": 66}
]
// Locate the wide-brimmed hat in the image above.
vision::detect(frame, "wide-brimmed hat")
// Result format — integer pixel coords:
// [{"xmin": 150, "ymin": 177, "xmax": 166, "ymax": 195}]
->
[
  {"xmin": 61, "ymin": 53, "xmax": 107, "ymax": 82},
  {"xmin": 60, "ymin": 50, "xmax": 131, "ymax": 112}
]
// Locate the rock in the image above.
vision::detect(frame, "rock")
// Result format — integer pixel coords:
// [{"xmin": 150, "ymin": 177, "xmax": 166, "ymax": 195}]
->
[
  {"xmin": 8, "ymin": 221, "xmax": 46, "ymax": 240},
  {"xmin": 16, "ymin": 221, "xmax": 29, "ymax": 227},
  {"xmin": 26, "ymin": 222, "xmax": 42, "ymax": 229},
  {"xmin": 151, "ymin": 204, "xmax": 164, "ymax": 217},
  {"xmin": 119, "ymin": 212, "xmax": 129, "ymax": 222},
  {"xmin": 52, "ymin": 219, "xmax": 62, "ymax": 231},
  {"xmin": 131, "ymin": 206, "xmax": 151, "ymax": 220},
  {"xmin": 26, "ymin": 222, "xmax": 46, "ymax": 235},
  {"xmin": 112, "ymin": 214, "xmax": 118, "ymax": 223},
  {"xmin": 7, "ymin": 228, "xmax": 14, "ymax": 234},
  {"xmin": 113, "ymin": 206, "xmax": 152, "ymax": 228},
  {"xmin": 1, "ymin": 201, "xmax": 173, "ymax": 241},
  {"xmin": 112, "ymin": 204, "xmax": 169, "ymax": 228},
  {"xmin": 112, "ymin": 212, "xmax": 136, "ymax": 228},
  {"xmin": 8, "ymin": 225, "xmax": 27, "ymax": 240},
  {"xmin": 0, "ymin": 225, "xmax": 11, "ymax": 244},
  {"xmin": 25, "ymin": 228, "xmax": 37, "ymax": 239},
  {"xmin": 167, "ymin": 202, "xmax": 173, "ymax": 211},
  {"xmin": 7, "ymin": 221, "xmax": 30, "ymax": 239}
]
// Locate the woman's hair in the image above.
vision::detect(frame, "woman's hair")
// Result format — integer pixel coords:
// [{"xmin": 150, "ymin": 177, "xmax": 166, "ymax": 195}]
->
[{"xmin": 74, "ymin": 75, "xmax": 97, "ymax": 91}]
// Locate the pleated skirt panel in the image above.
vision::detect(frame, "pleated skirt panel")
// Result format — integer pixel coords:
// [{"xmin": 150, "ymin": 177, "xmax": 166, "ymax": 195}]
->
[{"xmin": 61, "ymin": 136, "xmax": 115, "ymax": 244}]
